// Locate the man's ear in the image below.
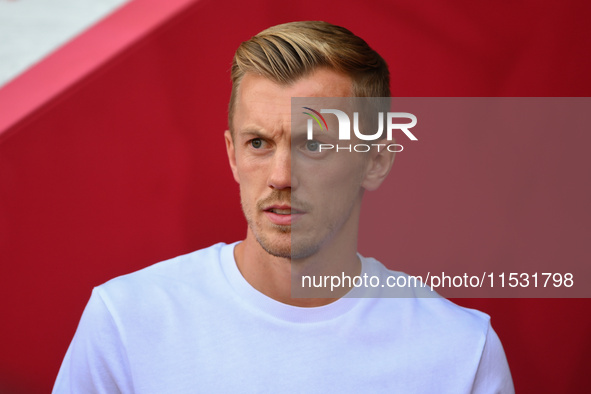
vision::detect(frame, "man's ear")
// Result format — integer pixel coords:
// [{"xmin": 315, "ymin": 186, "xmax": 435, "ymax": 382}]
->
[
  {"xmin": 361, "ymin": 145, "xmax": 396, "ymax": 191},
  {"xmin": 224, "ymin": 130, "xmax": 240, "ymax": 184}
]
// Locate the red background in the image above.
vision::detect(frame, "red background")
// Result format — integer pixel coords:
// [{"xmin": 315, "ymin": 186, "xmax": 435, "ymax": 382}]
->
[
  {"xmin": 358, "ymin": 97, "xmax": 591, "ymax": 298},
  {"xmin": 1, "ymin": 0, "xmax": 590, "ymax": 392}
]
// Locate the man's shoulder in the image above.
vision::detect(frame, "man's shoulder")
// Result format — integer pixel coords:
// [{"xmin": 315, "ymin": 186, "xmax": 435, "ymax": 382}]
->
[
  {"xmin": 362, "ymin": 256, "xmax": 492, "ymax": 338},
  {"xmin": 95, "ymin": 242, "xmax": 235, "ymax": 305},
  {"xmin": 358, "ymin": 257, "xmax": 513, "ymax": 392}
]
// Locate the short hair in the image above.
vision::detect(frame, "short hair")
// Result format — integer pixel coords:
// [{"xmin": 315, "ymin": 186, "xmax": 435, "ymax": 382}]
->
[{"xmin": 228, "ymin": 21, "xmax": 390, "ymax": 131}]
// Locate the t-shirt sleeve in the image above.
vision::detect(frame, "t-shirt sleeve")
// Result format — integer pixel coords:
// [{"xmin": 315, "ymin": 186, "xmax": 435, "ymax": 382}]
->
[
  {"xmin": 52, "ymin": 287, "xmax": 133, "ymax": 394},
  {"xmin": 471, "ymin": 323, "xmax": 515, "ymax": 394}
]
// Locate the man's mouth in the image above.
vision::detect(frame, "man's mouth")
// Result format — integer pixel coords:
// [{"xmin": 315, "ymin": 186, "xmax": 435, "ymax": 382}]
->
[
  {"xmin": 257, "ymin": 192, "xmax": 310, "ymax": 226},
  {"xmin": 264, "ymin": 205, "xmax": 304, "ymax": 216},
  {"xmin": 266, "ymin": 207, "xmax": 303, "ymax": 215},
  {"xmin": 268, "ymin": 208, "xmax": 292, "ymax": 215}
]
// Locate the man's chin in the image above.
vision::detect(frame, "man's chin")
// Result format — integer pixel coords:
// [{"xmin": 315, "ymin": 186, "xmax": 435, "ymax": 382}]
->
[
  {"xmin": 270, "ymin": 223, "xmax": 291, "ymax": 234},
  {"xmin": 249, "ymin": 221, "xmax": 320, "ymax": 259},
  {"xmin": 256, "ymin": 236, "xmax": 320, "ymax": 261},
  {"xmin": 256, "ymin": 238, "xmax": 291, "ymax": 259}
]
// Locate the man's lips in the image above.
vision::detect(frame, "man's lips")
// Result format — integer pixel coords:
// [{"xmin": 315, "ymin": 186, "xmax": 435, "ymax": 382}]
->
[
  {"xmin": 263, "ymin": 205, "xmax": 305, "ymax": 225},
  {"xmin": 263, "ymin": 205, "xmax": 304, "ymax": 214}
]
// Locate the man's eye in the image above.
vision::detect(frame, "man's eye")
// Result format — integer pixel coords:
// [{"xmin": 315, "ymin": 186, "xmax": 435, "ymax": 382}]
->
[
  {"xmin": 250, "ymin": 138, "xmax": 263, "ymax": 149},
  {"xmin": 306, "ymin": 140, "xmax": 319, "ymax": 152}
]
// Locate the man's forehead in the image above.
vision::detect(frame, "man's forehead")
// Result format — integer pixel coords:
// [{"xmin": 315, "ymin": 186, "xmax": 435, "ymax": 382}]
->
[
  {"xmin": 235, "ymin": 75, "xmax": 290, "ymax": 116},
  {"xmin": 233, "ymin": 70, "xmax": 353, "ymax": 128}
]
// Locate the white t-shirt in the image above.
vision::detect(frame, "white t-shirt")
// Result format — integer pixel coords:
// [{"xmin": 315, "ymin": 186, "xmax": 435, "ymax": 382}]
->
[{"xmin": 53, "ymin": 242, "xmax": 514, "ymax": 393}]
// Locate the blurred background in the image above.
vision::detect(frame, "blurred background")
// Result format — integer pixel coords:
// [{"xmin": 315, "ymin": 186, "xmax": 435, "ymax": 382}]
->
[
  {"xmin": 1, "ymin": 0, "xmax": 590, "ymax": 392},
  {"xmin": 0, "ymin": 0, "xmax": 128, "ymax": 87}
]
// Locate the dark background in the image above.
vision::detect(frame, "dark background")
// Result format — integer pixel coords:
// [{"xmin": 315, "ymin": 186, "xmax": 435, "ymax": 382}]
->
[{"xmin": 1, "ymin": 0, "xmax": 589, "ymax": 392}]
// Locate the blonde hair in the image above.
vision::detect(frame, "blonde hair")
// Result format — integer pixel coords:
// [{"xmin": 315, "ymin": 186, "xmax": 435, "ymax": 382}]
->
[{"xmin": 228, "ymin": 21, "xmax": 390, "ymax": 131}]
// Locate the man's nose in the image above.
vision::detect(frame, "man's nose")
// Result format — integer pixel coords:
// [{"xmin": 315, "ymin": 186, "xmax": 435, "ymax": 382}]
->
[{"xmin": 268, "ymin": 148, "xmax": 292, "ymax": 190}]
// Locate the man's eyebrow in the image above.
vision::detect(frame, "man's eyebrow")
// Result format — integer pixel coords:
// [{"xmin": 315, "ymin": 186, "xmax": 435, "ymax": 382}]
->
[{"xmin": 237, "ymin": 127, "xmax": 270, "ymax": 138}]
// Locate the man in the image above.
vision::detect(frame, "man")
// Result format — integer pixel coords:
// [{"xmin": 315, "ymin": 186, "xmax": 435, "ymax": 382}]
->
[{"xmin": 54, "ymin": 21, "xmax": 514, "ymax": 393}]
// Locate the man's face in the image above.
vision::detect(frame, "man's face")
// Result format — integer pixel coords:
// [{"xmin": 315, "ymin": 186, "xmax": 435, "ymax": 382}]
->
[{"xmin": 225, "ymin": 68, "xmax": 373, "ymax": 260}]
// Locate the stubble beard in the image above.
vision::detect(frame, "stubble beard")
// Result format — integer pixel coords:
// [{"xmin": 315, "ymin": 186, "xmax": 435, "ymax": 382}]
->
[{"xmin": 241, "ymin": 190, "xmax": 322, "ymax": 260}]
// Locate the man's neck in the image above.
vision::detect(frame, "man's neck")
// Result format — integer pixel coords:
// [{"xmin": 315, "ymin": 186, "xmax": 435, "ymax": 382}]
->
[{"xmin": 233, "ymin": 230, "xmax": 361, "ymax": 307}]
